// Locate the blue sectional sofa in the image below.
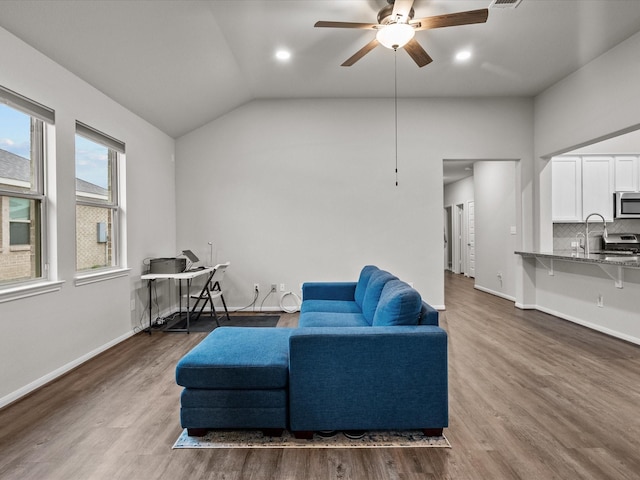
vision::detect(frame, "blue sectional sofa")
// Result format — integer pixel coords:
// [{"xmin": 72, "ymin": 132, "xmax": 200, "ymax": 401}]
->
[
  {"xmin": 175, "ymin": 265, "xmax": 448, "ymax": 438},
  {"xmin": 299, "ymin": 265, "xmax": 439, "ymax": 327}
]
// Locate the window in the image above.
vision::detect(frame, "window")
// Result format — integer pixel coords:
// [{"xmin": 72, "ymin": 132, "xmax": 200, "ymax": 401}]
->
[
  {"xmin": 9, "ymin": 197, "xmax": 32, "ymax": 245},
  {"xmin": 0, "ymin": 85, "xmax": 52, "ymax": 286},
  {"xmin": 75, "ymin": 122, "xmax": 124, "ymax": 272}
]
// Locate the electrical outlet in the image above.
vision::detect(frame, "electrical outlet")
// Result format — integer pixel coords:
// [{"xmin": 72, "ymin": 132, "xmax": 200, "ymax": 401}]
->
[
  {"xmin": 280, "ymin": 283, "xmax": 285, "ymax": 292},
  {"xmin": 254, "ymin": 283, "xmax": 259, "ymax": 291},
  {"xmin": 270, "ymin": 283, "xmax": 277, "ymax": 292}
]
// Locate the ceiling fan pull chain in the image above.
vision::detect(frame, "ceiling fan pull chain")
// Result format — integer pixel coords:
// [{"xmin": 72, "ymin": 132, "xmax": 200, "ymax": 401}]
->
[{"xmin": 394, "ymin": 49, "xmax": 398, "ymax": 186}]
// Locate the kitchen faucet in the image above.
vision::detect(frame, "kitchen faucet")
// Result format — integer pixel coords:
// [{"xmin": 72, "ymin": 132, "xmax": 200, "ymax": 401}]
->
[{"xmin": 584, "ymin": 213, "xmax": 608, "ymax": 255}]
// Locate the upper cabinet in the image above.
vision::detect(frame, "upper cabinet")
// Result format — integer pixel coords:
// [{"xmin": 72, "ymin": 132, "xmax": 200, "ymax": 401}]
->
[
  {"xmin": 614, "ymin": 156, "xmax": 640, "ymax": 192},
  {"xmin": 552, "ymin": 155, "xmax": 615, "ymax": 222},
  {"xmin": 552, "ymin": 156, "xmax": 582, "ymax": 222},
  {"xmin": 582, "ymin": 156, "xmax": 614, "ymax": 222}
]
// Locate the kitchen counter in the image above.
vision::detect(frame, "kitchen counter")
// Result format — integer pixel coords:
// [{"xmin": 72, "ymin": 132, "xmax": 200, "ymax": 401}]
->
[
  {"xmin": 516, "ymin": 250, "xmax": 640, "ymax": 289},
  {"xmin": 515, "ymin": 250, "xmax": 640, "ymax": 269},
  {"xmin": 514, "ymin": 250, "xmax": 640, "ymax": 268}
]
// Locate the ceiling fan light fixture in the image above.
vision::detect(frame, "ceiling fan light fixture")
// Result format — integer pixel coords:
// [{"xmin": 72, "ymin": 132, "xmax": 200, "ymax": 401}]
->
[{"xmin": 376, "ymin": 23, "xmax": 415, "ymax": 50}]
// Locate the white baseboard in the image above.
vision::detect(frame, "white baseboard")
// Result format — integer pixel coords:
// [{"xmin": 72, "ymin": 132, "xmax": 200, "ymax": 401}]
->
[
  {"xmin": 515, "ymin": 302, "xmax": 537, "ymax": 310},
  {"xmin": 474, "ymin": 284, "xmax": 516, "ymax": 302},
  {"xmin": 533, "ymin": 305, "xmax": 640, "ymax": 346},
  {"xmin": 178, "ymin": 306, "xmax": 285, "ymax": 314},
  {"xmin": 0, "ymin": 329, "xmax": 136, "ymax": 410}
]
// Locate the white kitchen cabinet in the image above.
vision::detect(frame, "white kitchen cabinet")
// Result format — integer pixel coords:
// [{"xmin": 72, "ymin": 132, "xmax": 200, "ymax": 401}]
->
[
  {"xmin": 552, "ymin": 156, "xmax": 582, "ymax": 222},
  {"xmin": 552, "ymin": 155, "xmax": 615, "ymax": 222},
  {"xmin": 582, "ymin": 156, "xmax": 614, "ymax": 222},
  {"xmin": 614, "ymin": 155, "xmax": 639, "ymax": 192}
]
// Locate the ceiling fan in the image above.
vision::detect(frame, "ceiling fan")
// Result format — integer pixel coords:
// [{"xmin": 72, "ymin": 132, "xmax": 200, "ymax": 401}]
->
[{"xmin": 314, "ymin": 0, "xmax": 488, "ymax": 67}]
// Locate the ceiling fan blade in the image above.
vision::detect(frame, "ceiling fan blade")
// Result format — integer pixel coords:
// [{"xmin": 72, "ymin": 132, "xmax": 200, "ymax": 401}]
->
[
  {"xmin": 391, "ymin": 0, "xmax": 416, "ymax": 21},
  {"xmin": 341, "ymin": 38, "xmax": 380, "ymax": 66},
  {"xmin": 403, "ymin": 38, "xmax": 433, "ymax": 68},
  {"xmin": 315, "ymin": 20, "xmax": 378, "ymax": 30},
  {"xmin": 411, "ymin": 8, "xmax": 488, "ymax": 31}
]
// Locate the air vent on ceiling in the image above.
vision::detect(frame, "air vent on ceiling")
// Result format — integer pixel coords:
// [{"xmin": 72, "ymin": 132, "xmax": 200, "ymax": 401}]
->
[{"xmin": 490, "ymin": 0, "xmax": 523, "ymax": 8}]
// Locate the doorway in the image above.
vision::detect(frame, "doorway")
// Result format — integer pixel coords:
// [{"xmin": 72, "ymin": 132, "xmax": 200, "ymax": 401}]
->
[
  {"xmin": 444, "ymin": 207, "xmax": 452, "ymax": 271},
  {"xmin": 452, "ymin": 203, "xmax": 464, "ymax": 274},
  {"xmin": 444, "ymin": 203, "xmax": 465, "ymax": 274},
  {"xmin": 467, "ymin": 200, "xmax": 475, "ymax": 278}
]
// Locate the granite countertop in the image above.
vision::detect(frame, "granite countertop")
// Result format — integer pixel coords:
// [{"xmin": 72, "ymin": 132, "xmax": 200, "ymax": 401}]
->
[{"xmin": 515, "ymin": 250, "xmax": 640, "ymax": 268}]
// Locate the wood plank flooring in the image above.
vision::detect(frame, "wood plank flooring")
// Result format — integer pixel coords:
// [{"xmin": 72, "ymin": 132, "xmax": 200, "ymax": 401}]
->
[{"xmin": 1, "ymin": 272, "xmax": 639, "ymax": 479}]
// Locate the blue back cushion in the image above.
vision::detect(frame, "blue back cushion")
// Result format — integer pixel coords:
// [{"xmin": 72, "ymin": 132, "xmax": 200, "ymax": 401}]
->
[
  {"xmin": 361, "ymin": 270, "xmax": 396, "ymax": 324},
  {"xmin": 372, "ymin": 280, "xmax": 422, "ymax": 326},
  {"xmin": 354, "ymin": 265, "xmax": 379, "ymax": 309}
]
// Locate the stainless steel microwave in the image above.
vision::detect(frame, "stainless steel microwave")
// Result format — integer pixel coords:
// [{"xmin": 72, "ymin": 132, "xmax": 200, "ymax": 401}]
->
[{"xmin": 614, "ymin": 192, "xmax": 640, "ymax": 218}]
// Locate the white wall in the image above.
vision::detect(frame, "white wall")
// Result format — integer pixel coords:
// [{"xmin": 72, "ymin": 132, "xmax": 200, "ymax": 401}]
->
[
  {"xmin": 523, "ymin": 30, "xmax": 640, "ymax": 344},
  {"xmin": 444, "ymin": 175, "xmax": 474, "ymax": 209},
  {"xmin": 0, "ymin": 27, "xmax": 176, "ymax": 406},
  {"xmin": 175, "ymin": 97, "xmax": 534, "ymax": 311},
  {"xmin": 474, "ymin": 161, "xmax": 517, "ymax": 300}
]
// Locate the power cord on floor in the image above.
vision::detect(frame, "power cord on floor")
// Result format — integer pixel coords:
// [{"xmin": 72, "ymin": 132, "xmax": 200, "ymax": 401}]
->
[
  {"xmin": 228, "ymin": 286, "xmax": 260, "ymax": 313},
  {"xmin": 259, "ymin": 288, "xmax": 277, "ymax": 312}
]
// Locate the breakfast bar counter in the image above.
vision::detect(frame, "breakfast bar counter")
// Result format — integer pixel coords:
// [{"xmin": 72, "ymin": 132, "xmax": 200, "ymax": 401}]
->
[
  {"xmin": 515, "ymin": 250, "xmax": 640, "ymax": 269},
  {"xmin": 516, "ymin": 250, "xmax": 640, "ymax": 290}
]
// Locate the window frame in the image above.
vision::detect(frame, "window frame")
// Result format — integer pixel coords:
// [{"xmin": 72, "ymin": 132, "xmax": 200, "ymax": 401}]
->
[
  {"xmin": 74, "ymin": 122, "xmax": 124, "ymax": 275},
  {"xmin": 0, "ymin": 85, "xmax": 50, "ymax": 288}
]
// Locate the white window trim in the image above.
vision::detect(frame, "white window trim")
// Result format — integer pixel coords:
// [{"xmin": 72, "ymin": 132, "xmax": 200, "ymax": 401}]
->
[
  {"xmin": 0, "ymin": 280, "xmax": 64, "ymax": 304},
  {"xmin": 74, "ymin": 122, "xmax": 125, "ymax": 273},
  {"xmin": 74, "ymin": 267, "xmax": 130, "ymax": 287},
  {"xmin": 0, "ymin": 86, "xmax": 52, "ymax": 289}
]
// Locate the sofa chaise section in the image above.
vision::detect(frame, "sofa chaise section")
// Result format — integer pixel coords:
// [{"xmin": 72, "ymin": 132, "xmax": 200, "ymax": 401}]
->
[{"xmin": 175, "ymin": 327, "xmax": 293, "ymax": 436}]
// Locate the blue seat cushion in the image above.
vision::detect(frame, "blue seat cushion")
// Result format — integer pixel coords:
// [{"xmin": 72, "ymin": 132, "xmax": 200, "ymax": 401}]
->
[
  {"xmin": 300, "ymin": 299, "xmax": 361, "ymax": 314},
  {"xmin": 175, "ymin": 327, "xmax": 293, "ymax": 390},
  {"xmin": 372, "ymin": 280, "xmax": 422, "ymax": 326},
  {"xmin": 361, "ymin": 270, "xmax": 396, "ymax": 324},
  {"xmin": 298, "ymin": 312, "xmax": 369, "ymax": 328}
]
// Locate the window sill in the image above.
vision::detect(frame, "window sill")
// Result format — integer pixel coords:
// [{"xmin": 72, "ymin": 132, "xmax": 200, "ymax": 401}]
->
[
  {"xmin": 0, "ymin": 280, "xmax": 65, "ymax": 304},
  {"xmin": 74, "ymin": 268, "xmax": 131, "ymax": 286}
]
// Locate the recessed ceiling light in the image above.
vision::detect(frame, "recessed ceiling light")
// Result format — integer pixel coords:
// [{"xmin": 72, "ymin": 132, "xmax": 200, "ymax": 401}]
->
[
  {"xmin": 275, "ymin": 50, "xmax": 291, "ymax": 61},
  {"xmin": 455, "ymin": 50, "xmax": 472, "ymax": 62}
]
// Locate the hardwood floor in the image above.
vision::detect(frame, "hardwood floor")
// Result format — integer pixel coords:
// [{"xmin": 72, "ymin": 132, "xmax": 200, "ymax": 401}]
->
[{"xmin": 1, "ymin": 273, "xmax": 639, "ymax": 479}]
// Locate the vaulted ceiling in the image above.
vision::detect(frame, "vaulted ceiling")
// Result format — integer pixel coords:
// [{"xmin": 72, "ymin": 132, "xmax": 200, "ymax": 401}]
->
[{"xmin": 1, "ymin": 0, "xmax": 640, "ymax": 138}]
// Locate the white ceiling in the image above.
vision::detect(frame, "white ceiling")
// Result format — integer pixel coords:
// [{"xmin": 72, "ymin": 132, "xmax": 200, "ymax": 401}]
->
[
  {"xmin": 1, "ymin": 0, "xmax": 640, "ymax": 138},
  {"xmin": 443, "ymin": 160, "xmax": 475, "ymax": 185}
]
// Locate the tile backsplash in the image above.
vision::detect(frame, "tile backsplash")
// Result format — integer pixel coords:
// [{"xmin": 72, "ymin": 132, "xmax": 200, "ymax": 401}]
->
[{"xmin": 553, "ymin": 219, "xmax": 640, "ymax": 251}]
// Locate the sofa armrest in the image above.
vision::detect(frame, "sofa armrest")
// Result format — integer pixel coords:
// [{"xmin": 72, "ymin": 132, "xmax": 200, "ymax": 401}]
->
[
  {"xmin": 419, "ymin": 301, "xmax": 439, "ymax": 325},
  {"xmin": 302, "ymin": 282, "xmax": 357, "ymax": 301},
  {"xmin": 288, "ymin": 326, "xmax": 448, "ymax": 432}
]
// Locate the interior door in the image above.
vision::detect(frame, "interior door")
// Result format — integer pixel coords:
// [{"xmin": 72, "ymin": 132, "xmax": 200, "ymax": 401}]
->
[
  {"xmin": 444, "ymin": 207, "xmax": 452, "ymax": 271},
  {"xmin": 452, "ymin": 204, "xmax": 464, "ymax": 274},
  {"xmin": 467, "ymin": 200, "xmax": 475, "ymax": 278}
]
